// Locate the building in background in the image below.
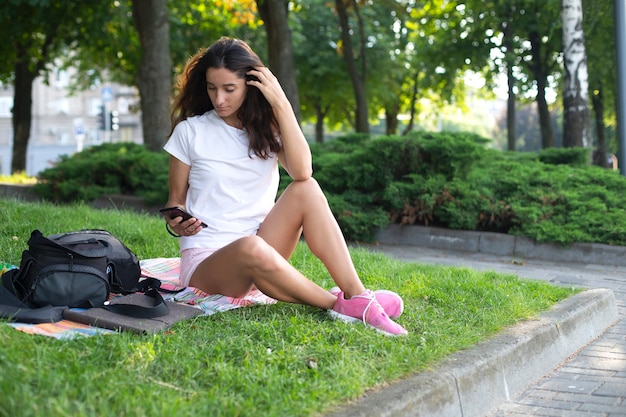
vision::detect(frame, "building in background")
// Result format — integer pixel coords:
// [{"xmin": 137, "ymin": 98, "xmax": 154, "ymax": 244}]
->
[{"xmin": 0, "ymin": 66, "xmax": 142, "ymax": 176}]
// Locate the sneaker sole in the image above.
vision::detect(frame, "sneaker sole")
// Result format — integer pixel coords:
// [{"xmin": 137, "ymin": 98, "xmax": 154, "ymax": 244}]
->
[{"xmin": 328, "ymin": 310, "xmax": 406, "ymax": 337}]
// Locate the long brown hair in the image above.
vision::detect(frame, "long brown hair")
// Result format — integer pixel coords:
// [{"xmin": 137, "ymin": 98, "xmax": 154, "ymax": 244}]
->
[{"xmin": 169, "ymin": 37, "xmax": 281, "ymax": 159}]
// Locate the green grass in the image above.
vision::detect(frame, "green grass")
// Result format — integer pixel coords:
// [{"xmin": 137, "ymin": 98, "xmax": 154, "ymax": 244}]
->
[{"xmin": 0, "ymin": 199, "xmax": 580, "ymax": 417}]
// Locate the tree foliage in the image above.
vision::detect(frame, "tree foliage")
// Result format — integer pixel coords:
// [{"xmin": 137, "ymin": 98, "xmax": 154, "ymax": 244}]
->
[
  {"xmin": 33, "ymin": 134, "xmax": 626, "ymax": 245},
  {"xmin": 0, "ymin": 0, "xmax": 619, "ymax": 163},
  {"xmin": 292, "ymin": 0, "xmax": 352, "ymax": 141},
  {"xmin": 0, "ymin": 0, "xmax": 114, "ymax": 173},
  {"xmin": 584, "ymin": 0, "xmax": 617, "ymax": 165}
]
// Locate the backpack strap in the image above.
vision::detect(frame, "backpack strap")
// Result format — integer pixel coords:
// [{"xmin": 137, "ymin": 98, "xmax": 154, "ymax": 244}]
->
[
  {"xmin": 124, "ymin": 276, "xmax": 184, "ymax": 294},
  {"xmin": 102, "ymin": 287, "xmax": 170, "ymax": 318}
]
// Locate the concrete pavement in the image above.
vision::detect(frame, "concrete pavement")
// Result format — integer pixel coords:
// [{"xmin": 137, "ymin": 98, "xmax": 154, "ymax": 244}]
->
[{"xmin": 327, "ymin": 225, "xmax": 625, "ymax": 417}]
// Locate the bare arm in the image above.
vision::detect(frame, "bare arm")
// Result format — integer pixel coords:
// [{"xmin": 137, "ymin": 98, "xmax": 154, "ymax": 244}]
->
[
  {"xmin": 247, "ymin": 67, "xmax": 312, "ymax": 181},
  {"xmin": 165, "ymin": 155, "xmax": 190, "ymax": 209},
  {"xmin": 163, "ymin": 155, "xmax": 202, "ymax": 235}
]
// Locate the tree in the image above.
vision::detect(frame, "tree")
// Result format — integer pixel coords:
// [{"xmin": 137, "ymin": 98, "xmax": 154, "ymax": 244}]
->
[
  {"xmin": 132, "ymin": 0, "xmax": 171, "ymax": 151},
  {"xmin": 166, "ymin": 1, "xmax": 262, "ymax": 72},
  {"xmin": 296, "ymin": 0, "xmax": 415, "ymax": 137},
  {"xmin": 362, "ymin": 1, "xmax": 413, "ymax": 135},
  {"xmin": 486, "ymin": 0, "xmax": 526, "ymax": 151},
  {"xmin": 256, "ymin": 0, "xmax": 301, "ymax": 122},
  {"xmin": 561, "ymin": 0, "xmax": 590, "ymax": 148},
  {"xmin": 61, "ymin": 0, "xmax": 260, "ymax": 150},
  {"xmin": 334, "ymin": 0, "xmax": 369, "ymax": 133},
  {"xmin": 0, "ymin": 1, "xmax": 112, "ymax": 174},
  {"xmin": 584, "ymin": 0, "xmax": 616, "ymax": 166},
  {"xmin": 527, "ymin": 28, "xmax": 558, "ymax": 148},
  {"xmin": 406, "ymin": 1, "xmax": 489, "ymax": 134},
  {"xmin": 412, "ymin": 0, "xmax": 567, "ymax": 149},
  {"xmin": 292, "ymin": 0, "xmax": 352, "ymax": 142},
  {"xmin": 0, "ymin": 0, "xmax": 268, "ymax": 171}
]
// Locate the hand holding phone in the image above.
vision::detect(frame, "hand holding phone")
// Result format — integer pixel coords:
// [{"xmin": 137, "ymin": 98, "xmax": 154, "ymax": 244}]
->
[{"xmin": 159, "ymin": 207, "xmax": 208, "ymax": 228}]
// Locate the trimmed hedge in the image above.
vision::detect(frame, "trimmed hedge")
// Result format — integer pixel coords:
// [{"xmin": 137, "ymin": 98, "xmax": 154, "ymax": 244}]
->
[
  {"xmin": 32, "ymin": 134, "xmax": 626, "ymax": 246},
  {"xmin": 34, "ymin": 143, "xmax": 169, "ymax": 206}
]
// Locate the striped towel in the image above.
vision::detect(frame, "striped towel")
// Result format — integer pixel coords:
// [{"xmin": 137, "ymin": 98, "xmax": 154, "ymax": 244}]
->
[
  {"xmin": 140, "ymin": 257, "xmax": 277, "ymax": 315},
  {"xmin": 3, "ymin": 257, "xmax": 276, "ymax": 339},
  {"xmin": 7, "ymin": 320, "xmax": 116, "ymax": 339},
  {"xmin": 0, "ymin": 261, "xmax": 17, "ymax": 276}
]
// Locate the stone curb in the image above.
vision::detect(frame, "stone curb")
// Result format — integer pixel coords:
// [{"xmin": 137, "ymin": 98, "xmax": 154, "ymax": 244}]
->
[
  {"xmin": 376, "ymin": 224, "xmax": 626, "ymax": 267},
  {"xmin": 325, "ymin": 288, "xmax": 618, "ymax": 417}
]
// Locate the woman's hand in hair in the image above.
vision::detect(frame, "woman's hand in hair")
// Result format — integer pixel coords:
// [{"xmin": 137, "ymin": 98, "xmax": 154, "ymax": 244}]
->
[
  {"xmin": 248, "ymin": 66, "xmax": 312, "ymax": 180},
  {"xmin": 246, "ymin": 67, "xmax": 290, "ymax": 112}
]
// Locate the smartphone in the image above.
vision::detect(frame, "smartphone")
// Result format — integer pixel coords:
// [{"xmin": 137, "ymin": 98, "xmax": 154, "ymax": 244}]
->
[{"xmin": 159, "ymin": 207, "xmax": 208, "ymax": 228}]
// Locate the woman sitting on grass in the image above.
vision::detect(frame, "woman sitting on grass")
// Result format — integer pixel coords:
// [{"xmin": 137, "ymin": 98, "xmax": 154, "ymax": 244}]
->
[{"xmin": 161, "ymin": 36, "xmax": 407, "ymax": 336}]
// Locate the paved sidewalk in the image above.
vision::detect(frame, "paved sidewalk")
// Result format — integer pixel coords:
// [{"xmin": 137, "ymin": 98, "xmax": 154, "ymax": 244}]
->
[{"xmin": 362, "ymin": 226, "xmax": 626, "ymax": 417}]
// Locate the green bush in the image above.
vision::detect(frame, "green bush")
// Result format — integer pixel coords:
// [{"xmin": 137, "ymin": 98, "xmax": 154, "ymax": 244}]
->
[
  {"xmin": 34, "ymin": 143, "xmax": 169, "ymax": 206},
  {"xmin": 314, "ymin": 132, "xmax": 626, "ymax": 246},
  {"xmin": 326, "ymin": 193, "xmax": 389, "ymax": 242},
  {"xmin": 429, "ymin": 154, "xmax": 626, "ymax": 246},
  {"xmin": 536, "ymin": 146, "xmax": 591, "ymax": 166},
  {"xmin": 30, "ymin": 134, "xmax": 626, "ymax": 247}
]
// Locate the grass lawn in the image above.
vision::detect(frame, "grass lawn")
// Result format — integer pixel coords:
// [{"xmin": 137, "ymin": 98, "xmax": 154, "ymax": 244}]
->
[{"xmin": 0, "ymin": 199, "xmax": 579, "ymax": 417}]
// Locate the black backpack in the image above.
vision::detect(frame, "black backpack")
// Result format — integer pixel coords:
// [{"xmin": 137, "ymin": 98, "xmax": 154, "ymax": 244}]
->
[
  {"xmin": 0, "ymin": 229, "xmax": 167, "ymax": 323},
  {"xmin": 11, "ymin": 229, "xmax": 142, "ymax": 306},
  {"xmin": 47, "ymin": 229, "xmax": 142, "ymax": 296}
]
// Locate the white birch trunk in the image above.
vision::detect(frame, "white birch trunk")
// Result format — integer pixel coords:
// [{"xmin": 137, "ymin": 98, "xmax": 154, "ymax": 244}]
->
[{"xmin": 562, "ymin": 0, "xmax": 590, "ymax": 147}]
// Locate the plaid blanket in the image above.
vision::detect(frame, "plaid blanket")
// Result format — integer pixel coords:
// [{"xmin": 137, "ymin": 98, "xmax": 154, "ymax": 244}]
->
[
  {"xmin": 141, "ymin": 257, "xmax": 277, "ymax": 315},
  {"xmin": 3, "ymin": 257, "xmax": 276, "ymax": 339}
]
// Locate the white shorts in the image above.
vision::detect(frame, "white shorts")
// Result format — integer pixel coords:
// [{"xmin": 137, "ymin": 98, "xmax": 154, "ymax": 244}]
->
[{"xmin": 179, "ymin": 247, "xmax": 218, "ymax": 288}]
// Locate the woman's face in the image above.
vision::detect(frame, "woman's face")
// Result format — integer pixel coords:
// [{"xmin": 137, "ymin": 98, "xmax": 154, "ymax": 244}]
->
[{"xmin": 205, "ymin": 67, "xmax": 247, "ymax": 127}]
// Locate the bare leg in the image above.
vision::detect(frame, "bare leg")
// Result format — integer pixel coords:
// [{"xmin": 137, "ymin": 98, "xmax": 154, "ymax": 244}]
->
[
  {"xmin": 189, "ymin": 178, "xmax": 366, "ymax": 309},
  {"xmin": 257, "ymin": 178, "xmax": 366, "ymax": 298},
  {"xmin": 188, "ymin": 235, "xmax": 336, "ymax": 309},
  {"xmin": 186, "ymin": 178, "xmax": 406, "ymax": 335}
]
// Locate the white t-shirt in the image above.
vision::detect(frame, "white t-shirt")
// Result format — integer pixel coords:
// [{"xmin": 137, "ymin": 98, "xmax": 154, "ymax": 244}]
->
[{"xmin": 163, "ymin": 110, "xmax": 279, "ymax": 250}]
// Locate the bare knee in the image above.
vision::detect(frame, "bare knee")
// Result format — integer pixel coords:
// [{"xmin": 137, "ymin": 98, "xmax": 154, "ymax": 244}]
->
[
  {"xmin": 236, "ymin": 236, "xmax": 283, "ymax": 275},
  {"xmin": 284, "ymin": 177, "xmax": 327, "ymax": 205}
]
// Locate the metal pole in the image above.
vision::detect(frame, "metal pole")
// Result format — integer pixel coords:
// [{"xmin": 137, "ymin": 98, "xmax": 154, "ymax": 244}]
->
[{"xmin": 615, "ymin": 0, "xmax": 626, "ymax": 176}]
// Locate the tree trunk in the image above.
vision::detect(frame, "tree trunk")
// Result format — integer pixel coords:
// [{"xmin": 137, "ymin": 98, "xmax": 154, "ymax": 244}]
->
[
  {"xmin": 402, "ymin": 68, "xmax": 420, "ymax": 136},
  {"xmin": 335, "ymin": 0, "xmax": 369, "ymax": 133},
  {"xmin": 256, "ymin": 0, "xmax": 301, "ymax": 123},
  {"xmin": 314, "ymin": 104, "xmax": 328, "ymax": 143},
  {"xmin": 132, "ymin": 0, "xmax": 171, "ymax": 152},
  {"xmin": 561, "ymin": 0, "xmax": 590, "ymax": 148},
  {"xmin": 385, "ymin": 102, "xmax": 399, "ymax": 135},
  {"xmin": 529, "ymin": 30, "xmax": 555, "ymax": 148},
  {"xmin": 11, "ymin": 45, "xmax": 37, "ymax": 174},
  {"xmin": 591, "ymin": 86, "xmax": 607, "ymax": 167},
  {"xmin": 536, "ymin": 80, "xmax": 554, "ymax": 149},
  {"xmin": 503, "ymin": 21, "xmax": 516, "ymax": 151},
  {"xmin": 506, "ymin": 67, "xmax": 516, "ymax": 151}
]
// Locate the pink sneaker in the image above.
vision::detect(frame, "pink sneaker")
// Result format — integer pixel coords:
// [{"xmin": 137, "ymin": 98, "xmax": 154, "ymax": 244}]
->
[
  {"xmin": 329, "ymin": 287, "xmax": 404, "ymax": 319},
  {"xmin": 329, "ymin": 290, "xmax": 408, "ymax": 336}
]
